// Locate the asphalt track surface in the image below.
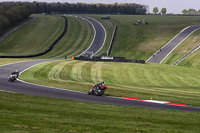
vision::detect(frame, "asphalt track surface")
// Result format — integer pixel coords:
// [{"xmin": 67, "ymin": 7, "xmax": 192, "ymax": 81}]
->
[
  {"xmin": 77, "ymin": 16, "xmax": 106, "ymax": 56},
  {"xmin": 147, "ymin": 25, "xmax": 200, "ymax": 63},
  {"xmin": 0, "ymin": 60, "xmax": 200, "ymax": 112}
]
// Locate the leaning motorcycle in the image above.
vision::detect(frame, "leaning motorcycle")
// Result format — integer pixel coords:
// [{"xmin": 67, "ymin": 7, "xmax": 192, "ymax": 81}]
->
[
  {"xmin": 88, "ymin": 84, "xmax": 107, "ymax": 96},
  {"xmin": 8, "ymin": 74, "xmax": 17, "ymax": 82}
]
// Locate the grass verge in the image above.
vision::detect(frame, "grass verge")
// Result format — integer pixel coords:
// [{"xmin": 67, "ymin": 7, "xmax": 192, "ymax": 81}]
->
[
  {"xmin": 162, "ymin": 29, "xmax": 200, "ymax": 66},
  {"xmin": 0, "ymin": 91, "xmax": 200, "ymax": 132}
]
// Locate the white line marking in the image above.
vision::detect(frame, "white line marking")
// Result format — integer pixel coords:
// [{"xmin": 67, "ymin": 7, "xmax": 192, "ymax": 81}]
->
[
  {"xmin": 18, "ymin": 79, "xmax": 86, "ymax": 94},
  {"xmin": 92, "ymin": 18, "xmax": 107, "ymax": 56},
  {"xmin": 0, "ymin": 89, "xmax": 16, "ymax": 93},
  {"xmin": 146, "ymin": 26, "xmax": 190, "ymax": 62},
  {"xmin": 174, "ymin": 44, "xmax": 200, "ymax": 66},
  {"xmin": 144, "ymin": 100, "xmax": 168, "ymax": 104},
  {"xmin": 160, "ymin": 26, "xmax": 200, "ymax": 64},
  {"xmin": 146, "ymin": 26, "xmax": 200, "ymax": 63},
  {"xmin": 76, "ymin": 17, "xmax": 96, "ymax": 57},
  {"xmin": 76, "ymin": 16, "xmax": 106, "ymax": 57}
]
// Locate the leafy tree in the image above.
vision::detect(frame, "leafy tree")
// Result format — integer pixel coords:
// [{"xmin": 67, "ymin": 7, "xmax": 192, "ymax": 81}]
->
[
  {"xmin": 0, "ymin": 2, "xmax": 32, "ymax": 32},
  {"xmin": 188, "ymin": 9, "xmax": 197, "ymax": 15},
  {"xmin": 198, "ymin": 10, "xmax": 200, "ymax": 15},
  {"xmin": 153, "ymin": 7, "xmax": 159, "ymax": 14},
  {"xmin": 161, "ymin": 8, "xmax": 167, "ymax": 15},
  {"xmin": 182, "ymin": 9, "xmax": 188, "ymax": 15}
]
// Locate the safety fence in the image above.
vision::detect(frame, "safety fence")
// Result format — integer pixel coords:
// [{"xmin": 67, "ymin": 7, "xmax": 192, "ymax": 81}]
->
[
  {"xmin": 174, "ymin": 43, "xmax": 200, "ymax": 66},
  {"xmin": 74, "ymin": 56, "xmax": 145, "ymax": 64},
  {"xmin": 107, "ymin": 25, "xmax": 117, "ymax": 57}
]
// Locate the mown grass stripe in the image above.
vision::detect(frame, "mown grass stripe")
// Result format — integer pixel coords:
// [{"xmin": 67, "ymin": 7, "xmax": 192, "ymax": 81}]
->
[
  {"xmin": 81, "ymin": 62, "xmax": 93, "ymax": 82},
  {"xmin": 48, "ymin": 61, "xmax": 70, "ymax": 80},
  {"xmin": 90, "ymin": 62, "xmax": 104, "ymax": 83},
  {"xmin": 20, "ymin": 60, "xmax": 200, "ymax": 106},
  {"xmin": 70, "ymin": 61, "xmax": 90, "ymax": 82}
]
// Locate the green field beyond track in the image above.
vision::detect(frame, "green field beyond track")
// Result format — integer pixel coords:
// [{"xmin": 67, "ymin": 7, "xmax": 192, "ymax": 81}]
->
[
  {"xmin": 20, "ymin": 60, "xmax": 200, "ymax": 107},
  {"xmin": 88, "ymin": 15, "xmax": 200, "ymax": 60},
  {"xmin": 162, "ymin": 29, "xmax": 200, "ymax": 68},
  {"xmin": 1, "ymin": 14, "xmax": 200, "ymax": 132}
]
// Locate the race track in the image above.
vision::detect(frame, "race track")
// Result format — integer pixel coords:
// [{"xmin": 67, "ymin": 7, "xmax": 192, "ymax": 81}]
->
[
  {"xmin": 0, "ymin": 17, "xmax": 200, "ymax": 112},
  {"xmin": 147, "ymin": 25, "xmax": 200, "ymax": 63},
  {"xmin": 77, "ymin": 16, "xmax": 106, "ymax": 56},
  {"xmin": 0, "ymin": 59, "xmax": 200, "ymax": 112}
]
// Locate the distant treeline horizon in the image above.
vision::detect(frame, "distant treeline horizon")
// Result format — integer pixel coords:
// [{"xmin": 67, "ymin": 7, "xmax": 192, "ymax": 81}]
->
[{"xmin": 0, "ymin": 1, "xmax": 147, "ymax": 32}]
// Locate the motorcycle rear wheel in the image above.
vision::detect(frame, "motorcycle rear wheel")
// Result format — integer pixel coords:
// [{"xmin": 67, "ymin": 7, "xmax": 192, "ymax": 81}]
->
[{"xmin": 94, "ymin": 87, "xmax": 104, "ymax": 96}]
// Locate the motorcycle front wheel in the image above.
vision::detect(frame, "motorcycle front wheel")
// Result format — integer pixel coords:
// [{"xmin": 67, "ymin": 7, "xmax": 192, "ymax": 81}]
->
[{"xmin": 88, "ymin": 89, "xmax": 93, "ymax": 95}]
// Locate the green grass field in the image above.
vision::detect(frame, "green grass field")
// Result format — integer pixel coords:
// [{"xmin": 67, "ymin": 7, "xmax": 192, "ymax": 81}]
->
[
  {"xmin": 162, "ymin": 29, "xmax": 200, "ymax": 68},
  {"xmin": 1, "ymin": 91, "xmax": 200, "ymax": 133},
  {"xmin": 19, "ymin": 60, "xmax": 200, "ymax": 107},
  {"xmin": 88, "ymin": 15, "xmax": 200, "ymax": 60},
  {"xmin": 1, "ymin": 14, "xmax": 200, "ymax": 132},
  {"xmin": 40, "ymin": 15, "xmax": 94, "ymax": 59},
  {"xmin": 0, "ymin": 14, "xmax": 94, "ymax": 58},
  {"xmin": 0, "ymin": 14, "xmax": 64, "ymax": 56}
]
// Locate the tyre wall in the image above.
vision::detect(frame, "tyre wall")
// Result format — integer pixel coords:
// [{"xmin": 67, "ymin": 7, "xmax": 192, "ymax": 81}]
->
[{"xmin": 74, "ymin": 56, "xmax": 145, "ymax": 64}]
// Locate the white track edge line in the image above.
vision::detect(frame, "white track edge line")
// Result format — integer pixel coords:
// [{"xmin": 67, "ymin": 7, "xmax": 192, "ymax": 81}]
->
[
  {"xmin": 159, "ymin": 27, "xmax": 200, "ymax": 64},
  {"xmin": 174, "ymin": 44, "xmax": 200, "ymax": 66},
  {"xmin": 76, "ymin": 17, "xmax": 96, "ymax": 57},
  {"xmin": 146, "ymin": 26, "xmax": 191, "ymax": 62}
]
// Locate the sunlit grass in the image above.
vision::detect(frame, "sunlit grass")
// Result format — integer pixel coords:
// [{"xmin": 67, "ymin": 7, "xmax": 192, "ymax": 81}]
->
[
  {"xmin": 87, "ymin": 15, "xmax": 200, "ymax": 60},
  {"xmin": 20, "ymin": 60, "xmax": 200, "ymax": 106}
]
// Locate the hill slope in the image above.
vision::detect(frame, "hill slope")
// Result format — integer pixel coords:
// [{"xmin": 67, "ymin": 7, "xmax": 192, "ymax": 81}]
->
[
  {"xmin": 0, "ymin": 14, "xmax": 64, "ymax": 56},
  {"xmin": 88, "ymin": 15, "xmax": 200, "ymax": 61},
  {"xmin": 40, "ymin": 16, "xmax": 94, "ymax": 59}
]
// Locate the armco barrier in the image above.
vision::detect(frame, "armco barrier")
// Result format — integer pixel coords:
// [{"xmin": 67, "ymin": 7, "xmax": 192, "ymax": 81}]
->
[
  {"xmin": 107, "ymin": 25, "xmax": 117, "ymax": 57},
  {"xmin": 0, "ymin": 16, "xmax": 68, "ymax": 58},
  {"xmin": 74, "ymin": 56, "xmax": 145, "ymax": 64},
  {"xmin": 174, "ymin": 43, "xmax": 200, "ymax": 66}
]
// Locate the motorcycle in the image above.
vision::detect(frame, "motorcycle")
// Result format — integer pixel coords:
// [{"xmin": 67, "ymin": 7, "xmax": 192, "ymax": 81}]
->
[
  {"xmin": 88, "ymin": 84, "xmax": 107, "ymax": 96},
  {"xmin": 8, "ymin": 74, "xmax": 18, "ymax": 82}
]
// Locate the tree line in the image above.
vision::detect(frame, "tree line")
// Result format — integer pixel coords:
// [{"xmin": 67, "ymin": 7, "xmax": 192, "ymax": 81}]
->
[
  {"xmin": 153, "ymin": 7, "xmax": 167, "ymax": 15},
  {"xmin": 0, "ymin": 1, "xmax": 147, "ymax": 32},
  {"xmin": 0, "ymin": 2, "xmax": 32, "ymax": 31},
  {"xmin": 182, "ymin": 9, "xmax": 200, "ymax": 15},
  {"xmin": 32, "ymin": 2, "xmax": 146, "ymax": 15},
  {"xmin": 0, "ymin": 1, "xmax": 147, "ymax": 33}
]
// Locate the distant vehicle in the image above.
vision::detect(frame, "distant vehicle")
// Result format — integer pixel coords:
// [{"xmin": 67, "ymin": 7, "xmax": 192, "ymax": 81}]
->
[
  {"xmin": 88, "ymin": 81, "xmax": 107, "ymax": 96},
  {"xmin": 101, "ymin": 16, "xmax": 110, "ymax": 19},
  {"xmin": 8, "ymin": 70, "xmax": 19, "ymax": 82}
]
